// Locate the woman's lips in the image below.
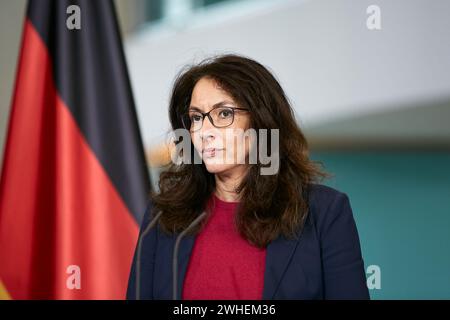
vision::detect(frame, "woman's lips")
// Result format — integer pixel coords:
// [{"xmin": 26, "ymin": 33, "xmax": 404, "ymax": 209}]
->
[{"xmin": 202, "ymin": 148, "xmax": 224, "ymax": 157}]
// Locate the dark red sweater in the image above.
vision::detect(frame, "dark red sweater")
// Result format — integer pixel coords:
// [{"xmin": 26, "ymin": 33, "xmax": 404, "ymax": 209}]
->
[{"xmin": 182, "ymin": 194, "xmax": 267, "ymax": 300}]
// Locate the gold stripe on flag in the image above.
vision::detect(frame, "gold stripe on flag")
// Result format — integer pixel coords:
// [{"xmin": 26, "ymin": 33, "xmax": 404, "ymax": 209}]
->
[{"xmin": 0, "ymin": 280, "xmax": 11, "ymax": 300}]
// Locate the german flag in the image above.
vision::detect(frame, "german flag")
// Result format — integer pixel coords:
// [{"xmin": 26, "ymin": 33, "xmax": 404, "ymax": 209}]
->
[{"xmin": 0, "ymin": 0, "xmax": 150, "ymax": 299}]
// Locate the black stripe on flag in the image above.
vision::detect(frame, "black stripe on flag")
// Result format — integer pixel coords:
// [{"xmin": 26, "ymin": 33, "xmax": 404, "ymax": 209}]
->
[{"xmin": 27, "ymin": 0, "xmax": 151, "ymax": 223}]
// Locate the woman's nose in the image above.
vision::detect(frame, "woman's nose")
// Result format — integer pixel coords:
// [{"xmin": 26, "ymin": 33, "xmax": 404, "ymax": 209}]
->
[
  {"xmin": 202, "ymin": 115, "xmax": 214, "ymax": 130},
  {"xmin": 199, "ymin": 117, "xmax": 217, "ymax": 141}
]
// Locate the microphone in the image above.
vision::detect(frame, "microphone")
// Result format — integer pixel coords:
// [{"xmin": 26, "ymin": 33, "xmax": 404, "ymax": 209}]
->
[
  {"xmin": 172, "ymin": 211, "xmax": 208, "ymax": 300},
  {"xmin": 135, "ymin": 208, "xmax": 208, "ymax": 300},
  {"xmin": 135, "ymin": 209, "xmax": 163, "ymax": 300}
]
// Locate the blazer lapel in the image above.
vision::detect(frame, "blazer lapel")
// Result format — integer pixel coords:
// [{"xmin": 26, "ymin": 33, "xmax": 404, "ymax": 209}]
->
[
  {"xmin": 175, "ymin": 233, "xmax": 196, "ymax": 300},
  {"xmin": 262, "ymin": 233, "xmax": 301, "ymax": 299},
  {"xmin": 152, "ymin": 229, "xmax": 197, "ymax": 300}
]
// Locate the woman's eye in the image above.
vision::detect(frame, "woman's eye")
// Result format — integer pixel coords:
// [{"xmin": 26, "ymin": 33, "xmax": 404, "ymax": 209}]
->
[
  {"xmin": 191, "ymin": 115, "xmax": 202, "ymax": 122},
  {"xmin": 219, "ymin": 109, "xmax": 232, "ymax": 118}
]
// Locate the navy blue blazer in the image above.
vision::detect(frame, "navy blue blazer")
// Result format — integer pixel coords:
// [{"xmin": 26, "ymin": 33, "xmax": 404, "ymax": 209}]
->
[{"xmin": 126, "ymin": 183, "xmax": 370, "ymax": 300}]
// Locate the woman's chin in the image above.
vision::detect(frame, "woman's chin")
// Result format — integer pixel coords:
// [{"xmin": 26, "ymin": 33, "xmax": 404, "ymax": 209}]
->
[
  {"xmin": 203, "ymin": 161, "xmax": 248, "ymax": 175},
  {"xmin": 203, "ymin": 163, "xmax": 228, "ymax": 174}
]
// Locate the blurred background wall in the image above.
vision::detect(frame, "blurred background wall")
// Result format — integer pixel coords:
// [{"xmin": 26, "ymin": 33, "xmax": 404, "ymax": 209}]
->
[{"xmin": 1, "ymin": 0, "xmax": 449, "ymax": 299}]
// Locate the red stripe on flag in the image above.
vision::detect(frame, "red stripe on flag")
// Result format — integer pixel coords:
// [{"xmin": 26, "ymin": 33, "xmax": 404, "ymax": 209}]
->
[{"xmin": 0, "ymin": 19, "xmax": 139, "ymax": 299}]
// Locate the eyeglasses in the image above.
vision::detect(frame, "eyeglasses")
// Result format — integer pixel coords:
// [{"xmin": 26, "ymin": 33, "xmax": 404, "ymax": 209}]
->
[{"xmin": 182, "ymin": 106, "xmax": 249, "ymax": 132}]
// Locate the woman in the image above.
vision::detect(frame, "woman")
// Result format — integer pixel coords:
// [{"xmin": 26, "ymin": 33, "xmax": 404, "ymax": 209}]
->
[{"xmin": 127, "ymin": 54, "xmax": 369, "ymax": 300}]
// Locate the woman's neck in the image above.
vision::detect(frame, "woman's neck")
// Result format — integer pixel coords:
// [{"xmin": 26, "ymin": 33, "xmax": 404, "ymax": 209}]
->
[{"xmin": 214, "ymin": 165, "xmax": 248, "ymax": 202}]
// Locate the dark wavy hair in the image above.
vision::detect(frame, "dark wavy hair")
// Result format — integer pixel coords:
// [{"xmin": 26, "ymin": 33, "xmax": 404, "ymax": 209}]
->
[{"xmin": 151, "ymin": 54, "xmax": 328, "ymax": 248}]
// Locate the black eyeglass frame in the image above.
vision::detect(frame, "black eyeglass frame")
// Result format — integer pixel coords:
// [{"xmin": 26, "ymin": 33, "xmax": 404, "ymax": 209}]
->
[{"xmin": 181, "ymin": 106, "xmax": 249, "ymax": 131}]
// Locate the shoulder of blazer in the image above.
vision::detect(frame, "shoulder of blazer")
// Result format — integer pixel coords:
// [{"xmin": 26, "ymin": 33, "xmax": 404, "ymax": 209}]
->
[{"xmin": 306, "ymin": 183, "xmax": 353, "ymax": 238}]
